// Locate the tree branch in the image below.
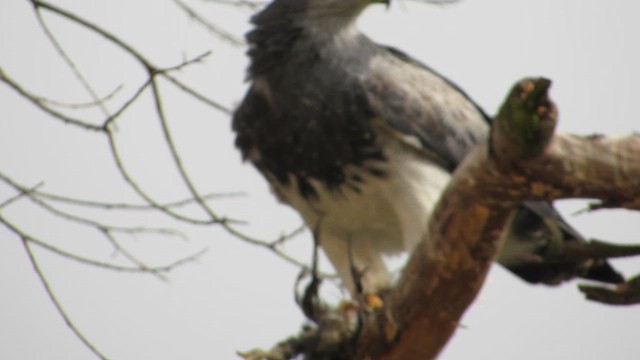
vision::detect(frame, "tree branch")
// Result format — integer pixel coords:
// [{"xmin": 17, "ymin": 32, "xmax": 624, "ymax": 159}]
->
[{"xmin": 353, "ymin": 78, "xmax": 640, "ymax": 359}]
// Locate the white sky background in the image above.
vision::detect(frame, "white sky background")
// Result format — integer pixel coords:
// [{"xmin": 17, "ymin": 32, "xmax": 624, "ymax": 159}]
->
[{"xmin": 1, "ymin": 0, "xmax": 639, "ymax": 359}]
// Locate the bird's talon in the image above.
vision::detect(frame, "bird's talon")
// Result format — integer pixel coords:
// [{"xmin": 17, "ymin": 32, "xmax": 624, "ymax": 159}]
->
[{"xmin": 365, "ymin": 293, "xmax": 384, "ymax": 309}]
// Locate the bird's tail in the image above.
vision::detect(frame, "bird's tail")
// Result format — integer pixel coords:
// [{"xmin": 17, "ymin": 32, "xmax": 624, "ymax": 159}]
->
[{"xmin": 497, "ymin": 202, "xmax": 627, "ymax": 285}]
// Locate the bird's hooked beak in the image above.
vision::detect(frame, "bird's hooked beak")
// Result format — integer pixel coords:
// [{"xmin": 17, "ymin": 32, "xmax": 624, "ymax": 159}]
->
[{"xmin": 372, "ymin": 0, "xmax": 391, "ymax": 8}]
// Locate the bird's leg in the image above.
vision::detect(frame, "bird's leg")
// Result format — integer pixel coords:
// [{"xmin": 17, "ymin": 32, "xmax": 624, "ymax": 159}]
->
[
  {"xmin": 298, "ymin": 219, "xmax": 325, "ymax": 322},
  {"xmin": 346, "ymin": 236, "xmax": 365, "ymax": 297},
  {"xmin": 346, "ymin": 237, "xmax": 385, "ymax": 311}
]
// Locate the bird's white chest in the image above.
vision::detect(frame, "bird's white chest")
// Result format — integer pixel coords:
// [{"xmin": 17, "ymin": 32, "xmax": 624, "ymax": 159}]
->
[{"xmin": 270, "ymin": 138, "xmax": 451, "ymax": 255}]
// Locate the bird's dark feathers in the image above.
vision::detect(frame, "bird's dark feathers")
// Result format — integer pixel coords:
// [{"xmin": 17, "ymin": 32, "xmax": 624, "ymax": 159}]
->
[
  {"xmin": 233, "ymin": 76, "xmax": 386, "ymax": 199},
  {"xmin": 245, "ymin": 0, "xmax": 308, "ymax": 79}
]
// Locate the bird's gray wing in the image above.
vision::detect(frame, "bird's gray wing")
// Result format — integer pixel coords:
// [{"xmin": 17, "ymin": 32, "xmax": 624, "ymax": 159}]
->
[
  {"xmin": 363, "ymin": 46, "xmax": 490, "ymax": 171},
  {"xmin": 384, "ymin": 46, "xmax": 492, "ymax": 125},
  {"xmin": 364, "ymin": 45, "xmax": 624, "ymax": 285}
]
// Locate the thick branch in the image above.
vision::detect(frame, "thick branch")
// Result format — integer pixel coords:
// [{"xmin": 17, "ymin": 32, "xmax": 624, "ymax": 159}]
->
[{"xmin": 355, "ymin": 78, "xmax": 640, "ymax": 359}]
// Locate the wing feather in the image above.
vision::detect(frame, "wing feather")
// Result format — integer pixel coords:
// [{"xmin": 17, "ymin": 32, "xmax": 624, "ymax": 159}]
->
[{"xmin": 364, "ymin": 46, "xmax": 489, "ymax": 170}]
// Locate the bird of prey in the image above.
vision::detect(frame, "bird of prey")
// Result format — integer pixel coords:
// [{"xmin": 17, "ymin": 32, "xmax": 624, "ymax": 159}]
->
[{"xmin": 232, "ymin": 0, "xmax": 623, "ymax": 295}]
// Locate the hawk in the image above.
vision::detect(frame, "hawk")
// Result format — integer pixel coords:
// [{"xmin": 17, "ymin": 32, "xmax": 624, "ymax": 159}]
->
[{"xmin": 232, "ymin": 0, "xmax": 623, "ymax": 295}]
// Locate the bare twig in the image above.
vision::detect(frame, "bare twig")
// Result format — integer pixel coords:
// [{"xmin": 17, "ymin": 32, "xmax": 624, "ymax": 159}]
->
[
  {"xmin": 30, "ymin": 0, "xmax": 111, "ymax": 117},
  {"xmin": 202, "ymin": 0, "xmax": 264, "ymax": 10},
  {"xmin": 106, "ymin": 127, "xmax": 311, "ymax": 268},
  {"xmin": 100, "ymin": 228, "xmax": 169, "ymax": 282},
  {"xmin": 221, "ymin": 223, "xmax": 316, "ymax": 271},
  {"xmin": 20, "ymin": 237, "xmax": 110, "ymax": 360},
  {"xmin": 31, "ymin": 0, "xmax": 230, "ymax": 114},
  {"xmin": 105, "ymin": 131, "xmax": 219, "ymax": 225},
  {"xmin": 161, "ymin": 73, "xmax": 231, "ymax": 114},
  {"xmin": 0, "ymin": 67, "xmax": 104, "ymax": 132},
  {"xmin": 174, "ymin": 0, "xmax": 245, "ymax": 46},
  {"xmin": 579, "ymin": 274, "xmax": 640, "ymax": 305},
  {"xmin": 33, "ymin": 85, "xmax": 122, "ymax": 110},
  {"xmin": 0, "ymin": 171, "xmax": 186, "ymax": 239},
  {"xmin": 102, "ymin": 78, "xmax": 152, "ymax": 129},
  {"xmin": 0, "ymin": 182, "xmax": 44, "ymax": 209},
  {"xmin": 0, "ymin": 213, "xmax": 206, "ymax": 274},
  {"xmin": 34, "ymin": 190, "xmax": 244, "ymax": 211},
  {"xmin": 149, "ymin": 76, "xmax": 224, "ymax": 223}
]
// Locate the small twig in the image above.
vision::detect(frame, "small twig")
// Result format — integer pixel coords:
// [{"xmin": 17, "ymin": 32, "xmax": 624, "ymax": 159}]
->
[
  {"xmin": 100, "ymin": 228, "xmax": 168, "ymax": 282},
  {"xmin": 109, "ymin": 129, "xmax": 304, "ymax": 270},
  {"xmin": 0, "ymin": 67, "xmax": 104, "ymax": 132},
  {"xmin": 203, "ymin": 0, "xmax": 264, "ymax": 9},
  {"xmin": 33, "ymin": 85, "xmax": 123, "ymax": 110},
  {"xmin": 102, "ymin": 78, "xmax": 152, "ymax": 129},
  {"xmin": 1, "ymin": 213, "xmax": 206, "ymax": 274},
  {"xmin": 32, "ymin": 0, "xmax": 153, "ymax": 68},
  {"xmin": 174, "ymin": 0, "xmax": 245, "ymax": 46},
  {"xmin": 162, "ymin": 73, "xmax": 231, "ymax": 114},
  {"xmin": 0, "ymin": 173, "xmax": 186, "ymax": 239},
  {"xmin": 105, "ymin": 131, "xmax": 217, "ymax": 225},
  {"xmin": 269, "ymin": 225, "xmax": 307, "ymax": 248},
  {"xmin": 572, "ymin": 200, "xmax": 622, "ymax": 215},
  {"xmin": 31, "ymin": 0, "xmax": 111, "ymax": 117},
  {"xmin": 407, "ymin": 0, "xmax": 461, "ymax": 5},
  {"xmin": 0, "ymin": 182, "xmax": 44, "ymax": 209},
  {"xmin": 149, "ymin": 76, "xmax": 225, "ymax": 223},
  {"xmin": 221, "ymin": 222, "xmax": 315, "ymax": 271},
  {"xmin": 156, "ymin": 50, "xmax": 213, "ymax": 73},
  {"xmin": 20, "ymin": 236, "xmax": 110, "ymax": 360},
  {"xmin": 32, "ymin": 235, "xmax": 206, "ymax": 274},
  {"xmin": 579, "ymin": 274, "xmax": 640, "ymax": 305},
  {"xmin": 33, "ymin": 190, "xmax": 244, "ymax": 211}
]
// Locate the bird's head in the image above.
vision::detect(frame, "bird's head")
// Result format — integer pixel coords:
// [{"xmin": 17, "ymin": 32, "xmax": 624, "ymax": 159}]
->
[
  {"xmin": 251, "ymin": 0, "xmax": 389, "ymax": 31},
  {"xmin": 246, "ymin": 0, "xmax": 391, "ymax": 76},
  {"xmin": 304, "ymin": 0, "xmax": 389, "ymax": 18},
  {"xmin": 304, "ymin": 0, "xmax": 390, "ymax": 31}
]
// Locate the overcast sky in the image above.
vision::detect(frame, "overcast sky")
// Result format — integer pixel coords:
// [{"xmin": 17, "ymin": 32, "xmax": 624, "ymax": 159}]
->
[{"xmin": 1, "ymin": 0, "xmax": 640, "ymax": 359}]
